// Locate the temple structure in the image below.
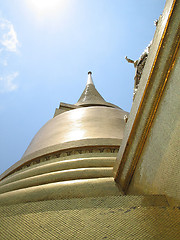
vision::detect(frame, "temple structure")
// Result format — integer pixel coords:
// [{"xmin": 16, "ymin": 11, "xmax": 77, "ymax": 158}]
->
[
  {"xmin": 0, "ymin": 0, "xmax": 179, "ymax": 239},
  {"xmin": 0, "ymin": 72, "xmax": 127, "ymax": 203}
]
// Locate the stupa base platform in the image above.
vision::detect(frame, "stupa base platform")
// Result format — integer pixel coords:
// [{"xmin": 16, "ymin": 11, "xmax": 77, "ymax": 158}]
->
[{"xmin": 1, "ymin": 195, "xmax": 180, "ymax": 239}]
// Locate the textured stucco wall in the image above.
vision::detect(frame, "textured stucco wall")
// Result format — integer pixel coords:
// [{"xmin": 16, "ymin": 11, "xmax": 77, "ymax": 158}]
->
[{"xmin": 128, "ymin": 48, "xmax": 180, "ymax": 206}]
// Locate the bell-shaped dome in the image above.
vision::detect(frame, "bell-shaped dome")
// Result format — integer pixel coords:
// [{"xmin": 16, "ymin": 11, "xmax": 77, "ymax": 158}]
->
[
  {"xmin": 22, "ymin": 106, "xmax": 127, "ymax": 161},
  {"xmin": 0, "ymin": 72, "xmax": 128, "ymax": 205},
  {"xmin": 5, "ymin": 72, "xmax": 128, "ymax": 171}
]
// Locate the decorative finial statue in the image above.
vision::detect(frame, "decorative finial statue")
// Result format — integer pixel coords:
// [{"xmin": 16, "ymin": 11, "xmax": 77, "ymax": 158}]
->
[
  {"xmin": 154, "ymin": 19, "xmax": 159, "ymax": 27},
  {"xmin": 125, "ymin": 41, "xmax": 152, "ymax": 100}
]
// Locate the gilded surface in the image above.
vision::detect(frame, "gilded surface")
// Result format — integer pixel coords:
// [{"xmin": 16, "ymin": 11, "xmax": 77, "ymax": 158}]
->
[
  {"xmin": 3, "ymin": 146, "xmax": 119, "ymax": 178},
  {"xmin": 0, "ymin": 157, "xmax": 116, "ymax": 186},
  {"xmin": 1, "ymin": 106, "xmax": 127, "ymax": 180},
  {"xmin": 24, "ymin": 107, "xmax": 126, "ymax": 158},
  {"xmin": 76, "ymin": 83, "xmax": 119, "ymax": 108},
  {"xmin": 0, "ymin": 178, "xmax": 123, "ymax": 205},
  {"xmin": 114, "ymin": 0, "xmax": 180, "ymax": 205},
  {"xmin": 1, "ymin": 195, "xmax": 180, "ymax": 239},
  {"xmin": 0, "ymin": 153, "xmax": 121, "ymax": 204},
  {"xmin": 128, "ymin": 46, "xmax": 180, "ymax": 206},
  {"xmin": 76, "ymin": 71, "xmax": 120, "ymax": 108}
]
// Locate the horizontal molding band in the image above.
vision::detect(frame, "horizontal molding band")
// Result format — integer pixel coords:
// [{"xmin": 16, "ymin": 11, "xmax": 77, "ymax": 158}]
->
[
  {"xmin": 1, "ymin": 143, "xmax": 120, "ymax": 180},
  {"xmin": 0, "ymin": 167, "xmax": 113, "ymax": 194},
  {"xmin": 0, "ymin": 178, "xmax": 123, "ymax": 206},
  {"xmin": 0, "ymin": 157, "xmax": 116, "ymax": 186}
]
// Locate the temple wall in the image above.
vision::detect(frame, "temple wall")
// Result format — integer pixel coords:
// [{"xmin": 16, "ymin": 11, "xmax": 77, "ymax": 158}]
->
[
  {"xmin": 128, "ymin": 47, "xmax": 180, "ymax": 206},
  {"xmin": 114, "ymin": 0, "xmax": 180, "ymax": 206}
]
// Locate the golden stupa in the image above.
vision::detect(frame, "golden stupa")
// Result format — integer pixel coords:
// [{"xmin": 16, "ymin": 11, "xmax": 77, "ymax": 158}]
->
[
  {"xmin": 0, "ymin": 0, "xmax": 180, "ymax": 238},
  {"xmin": 0, "ymin": 72, "xmax": 127, "ymax": 204}
]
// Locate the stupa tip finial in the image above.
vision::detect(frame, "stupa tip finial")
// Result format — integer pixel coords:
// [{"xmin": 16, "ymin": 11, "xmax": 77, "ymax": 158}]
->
[{"xmin": 87, "ymin": 71, "xmax": 94, "ymax": 85}]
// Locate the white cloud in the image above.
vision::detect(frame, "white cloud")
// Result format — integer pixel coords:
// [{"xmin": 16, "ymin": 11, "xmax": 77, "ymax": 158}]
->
[
  {"xmin": 0, "ymin": 16, "xmax": 20, "ymax": 94},
  {"xmin": 0, "ymin": 72, "xmax": 19, "ymax": 93},
  {"xmin": 0, "ymin": 18, "xmax": 19, "ymax": 52}
]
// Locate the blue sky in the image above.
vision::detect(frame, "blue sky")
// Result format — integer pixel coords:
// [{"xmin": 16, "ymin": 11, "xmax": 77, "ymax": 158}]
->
[{"xmin": 0, "ymin": 0, "xmax": 166, "ymax": 175}]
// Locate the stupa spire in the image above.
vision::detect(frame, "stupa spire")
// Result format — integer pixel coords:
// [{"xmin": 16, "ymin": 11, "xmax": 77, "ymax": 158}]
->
[
  {"xmin": 76, "ymin": 72, "xmax": 120, "ymax": 109},
  {"xmin": 87, "ymin": 71, "xmax": 94, "ymax": 85}
]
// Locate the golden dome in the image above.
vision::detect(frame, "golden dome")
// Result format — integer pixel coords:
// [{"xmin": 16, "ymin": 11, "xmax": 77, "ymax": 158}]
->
[
  {"xmin": 23, "ymin": 106, "xmax": 127, "ymax": 160},
  {"xmin": 1, "ymin": 106, "xmax": 127, "ymax": 179},
  {"xmin": 0, "ymin": 72, "xmax": 128, "ymax": 204}
]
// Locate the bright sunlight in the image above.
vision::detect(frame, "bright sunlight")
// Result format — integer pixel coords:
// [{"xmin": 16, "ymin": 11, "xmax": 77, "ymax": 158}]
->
[{"xmin": 26, "ymin": 0, "xmax": 68, "ymax": 19}]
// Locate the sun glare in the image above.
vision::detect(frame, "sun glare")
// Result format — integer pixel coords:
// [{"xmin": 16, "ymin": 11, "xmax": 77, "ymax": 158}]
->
[{"xmin": 26, "ymin": 0, "xmax": 68, "ymax": 19}]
